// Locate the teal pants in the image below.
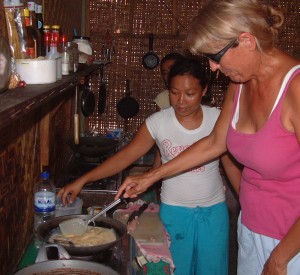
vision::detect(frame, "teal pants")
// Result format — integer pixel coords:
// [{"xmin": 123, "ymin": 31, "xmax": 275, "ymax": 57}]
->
[{"xmin": 160, "ymin": 202, "xmax": 229, "ymax": 275}]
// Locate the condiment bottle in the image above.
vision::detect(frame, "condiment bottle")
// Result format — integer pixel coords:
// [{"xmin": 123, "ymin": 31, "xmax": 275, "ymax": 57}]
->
[
  {"xmin": 46, "ymin": 35, "xmax": 62, "ymax": 79},
  {"xmin": 27, "ymin": 1, "xmax": 42, "ymax": 57},
  {"xmin": 35, "ymin": 4, "xmax": 44, "ymax": 55},
  {"xmin": 67, "ymin": 41, "xmax": 74, "ymax": 73},
  {"xmin": 73, "ymin": 42, "xmax": 79, "ymax": 72},
  {"xmin": 24, "ymin": 7, "xmax": 36, "ymax": 58}
]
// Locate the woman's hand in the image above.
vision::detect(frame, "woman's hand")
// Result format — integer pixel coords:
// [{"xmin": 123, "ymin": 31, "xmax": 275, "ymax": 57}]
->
[
  {"xmin": 56, "ymin": 179, "xmax": 85, "ymax": 205},
  {"xmin": 115, "ymin": 172, "xmax": 156, "ymax": 199},
  {"xmin": 262, "ymin": 253, "xmax": 287, "ymax": 275}
]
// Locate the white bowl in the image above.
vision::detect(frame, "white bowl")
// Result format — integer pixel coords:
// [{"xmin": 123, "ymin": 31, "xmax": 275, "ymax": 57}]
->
[{"xmin": 16, "ymin": 58, "xmax": 57, "ymax": 84}]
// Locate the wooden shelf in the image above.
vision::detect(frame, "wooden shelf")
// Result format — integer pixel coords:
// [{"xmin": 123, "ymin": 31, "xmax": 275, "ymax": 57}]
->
[{"xmin": 0, "ymin": 64, "xmax": 99, "ymax": 130}]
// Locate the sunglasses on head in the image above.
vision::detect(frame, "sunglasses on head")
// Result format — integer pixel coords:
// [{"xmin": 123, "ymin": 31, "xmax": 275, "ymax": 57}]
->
[{"xmin": 203, "ymin": 39, "xmax": 238, "ymax": 64}]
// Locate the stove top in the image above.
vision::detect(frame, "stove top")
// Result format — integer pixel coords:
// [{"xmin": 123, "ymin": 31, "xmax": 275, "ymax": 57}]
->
[{"xmin": 56, "ymin": 153, "xmax": 122, "ymax": 192}]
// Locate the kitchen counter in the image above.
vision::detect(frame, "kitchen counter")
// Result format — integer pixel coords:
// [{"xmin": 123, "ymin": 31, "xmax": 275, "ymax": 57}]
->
[{"xmin": 0, "ymin": 64, "xmax": 99, "ymax": 130}]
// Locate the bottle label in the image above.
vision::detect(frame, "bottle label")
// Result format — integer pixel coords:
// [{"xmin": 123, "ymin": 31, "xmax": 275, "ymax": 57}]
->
[{"xmin": 34, "ymin": 191, "xmax": 55, "ymax": 212}]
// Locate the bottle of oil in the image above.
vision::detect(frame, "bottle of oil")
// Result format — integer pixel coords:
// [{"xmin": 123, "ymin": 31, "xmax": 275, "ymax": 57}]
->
[
  {"xmin": 24, "ymin": 7, "xmax": 35, "ymax": 58},
  {"xmin": 26, "ymin": 1, "xmax": 42, "ymax": 57}
]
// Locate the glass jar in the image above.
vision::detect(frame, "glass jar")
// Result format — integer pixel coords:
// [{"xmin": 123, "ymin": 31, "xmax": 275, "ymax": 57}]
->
[
  {"xmin": 73, "ymin": 42, "xmax": 79, "ymax": 72},
  {"xmin": 61, "ymin": 44, "xmax": 70, "ymax": 75},
  {"xmin": 72, "ymin": 36, "xmax": 93, "ymax": 64},
  {"xmin": 67, "ymin": 42, "xmax": 74, "ymax": 73}
]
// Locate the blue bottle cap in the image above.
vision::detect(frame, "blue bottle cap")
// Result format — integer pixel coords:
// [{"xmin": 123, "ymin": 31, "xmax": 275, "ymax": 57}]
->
[{"xmin": 41, "ymin": 171, "xmax": 50, "ymax": 179}]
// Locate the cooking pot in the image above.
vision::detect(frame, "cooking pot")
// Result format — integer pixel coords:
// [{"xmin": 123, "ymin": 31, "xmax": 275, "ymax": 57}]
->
[
  {"xmin": 14, "ymin": 244, "xmax": 119, "ymax": 275},
  {"xmin": 37, "ymin": 215, "xmax": 127, "ymax": 256},
  {"xmin": 68, "ymin": 136, "xmax": 119, "ymax": 158}
]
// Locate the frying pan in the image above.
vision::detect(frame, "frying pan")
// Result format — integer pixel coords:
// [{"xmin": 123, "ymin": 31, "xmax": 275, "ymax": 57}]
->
[
  {"xmin": 98, "ymin": 63, "xmax": 106, "ymax": 115},
  {"xmin": 36, "ymin": 214, "xmax": 127, "ymax": 256},
  {"xmin": 14, "ymin": 244, "xmax": 119, "ymax": 275},
  {"xmin": 117, "ymin": 79, "xmax": 139, "ymax": 119},
  {"xmin": 14, "ymin": 259, "xmax": 118, "ymax": 275},
  {"xmin": 81, "ymin": 85, "xmax": 95, "ymax": 117},
  {"xmin": 142, "ymin": 33, "xmax": 159, "ymax": 70}
]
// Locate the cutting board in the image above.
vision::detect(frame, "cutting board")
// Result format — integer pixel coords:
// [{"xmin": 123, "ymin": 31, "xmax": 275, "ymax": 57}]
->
[{"xmin": 113, "ymin": 211, "xmax": 164, "ymax": 245}]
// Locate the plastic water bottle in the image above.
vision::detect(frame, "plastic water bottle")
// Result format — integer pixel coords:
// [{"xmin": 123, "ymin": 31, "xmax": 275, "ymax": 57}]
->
[{"xmin": 34, "ymin": 171, "xmax": 56, "ymax": 247}]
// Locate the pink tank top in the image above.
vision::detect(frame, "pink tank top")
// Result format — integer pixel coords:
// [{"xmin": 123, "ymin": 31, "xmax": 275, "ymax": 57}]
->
[{"xmin": 227, "ymin": 65, "xmax": 300, "ymax": 240}]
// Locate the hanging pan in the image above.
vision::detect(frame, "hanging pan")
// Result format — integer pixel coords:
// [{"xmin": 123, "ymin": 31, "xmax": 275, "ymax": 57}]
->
[
  {"xmin": 142, "ymin": 33, "xmax": 159, "ymax": 70},
  {"xmin": 81, "ymin": 85, "xmax": 95, "ymax": 117},
  {"xmin": 116, "ymin": 79, "xmax": 139, "ymax": 119}
]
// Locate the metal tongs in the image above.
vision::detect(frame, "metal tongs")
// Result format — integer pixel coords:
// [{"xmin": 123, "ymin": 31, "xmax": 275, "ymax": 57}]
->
[{"xmin": 59, "ymin": 198, "xmax": 124, "ymax": 236}]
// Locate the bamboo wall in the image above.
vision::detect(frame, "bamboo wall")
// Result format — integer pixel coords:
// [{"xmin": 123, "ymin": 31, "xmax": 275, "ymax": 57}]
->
[
  {"xmin": 0, "ymin": 1, "xmax": 82, "ymax": 274},
  {"xmin": 86, "ymin": 0, "xmax": 300, "ymax": 135}
]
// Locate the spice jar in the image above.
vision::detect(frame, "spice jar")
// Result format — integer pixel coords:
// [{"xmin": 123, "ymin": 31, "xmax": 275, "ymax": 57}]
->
[{"xmin": 67, "ymin": 41, "xmax": 74, "ymax": 73}]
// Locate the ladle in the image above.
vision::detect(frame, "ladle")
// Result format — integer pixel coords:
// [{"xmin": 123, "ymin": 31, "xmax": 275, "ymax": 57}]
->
[{"xmin": 59, "ymin": 198, "xmax": 123, "ymax": 236}]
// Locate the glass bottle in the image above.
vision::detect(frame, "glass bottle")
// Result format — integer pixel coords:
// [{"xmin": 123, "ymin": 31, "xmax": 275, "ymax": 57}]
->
[
  {"xmin": 43, "ymin": 25, "xmax": 51, "ymax": 56},
  {"xmin": 46, "ymin": 37, "xmax": 62, "ymax": 80},
  {"xmin": 61, "ymin": 44, "xmax": 70, "ymax": 75},
  {"xmin": 73, "ymin": 42, "xmax": 79, "ymax": 72},
  {"xmin": 27, "ymin": 1, "xmax": 41, "ymax": 57},
  {"xmin": 35, "ymin": 4, "xmax": 44, "ymax": 55},
  {"xmin": 67, "ymin": 41, "xmax": 74, "ymax": 73},
  {"xmin": 24, "ymin": 7, "xmax": 35, "ymax": 58}
]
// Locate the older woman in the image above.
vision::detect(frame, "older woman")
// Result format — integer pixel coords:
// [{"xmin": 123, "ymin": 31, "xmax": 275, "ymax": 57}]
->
[{"xmin": 116, "ymin": 1, "xmax": 300, "ymax": 274}]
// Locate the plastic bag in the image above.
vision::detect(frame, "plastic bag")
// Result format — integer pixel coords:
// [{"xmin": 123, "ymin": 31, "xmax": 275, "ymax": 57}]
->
[{"xmin": 4, "ymin": 1, "xmax": 28, "ymax": 59}]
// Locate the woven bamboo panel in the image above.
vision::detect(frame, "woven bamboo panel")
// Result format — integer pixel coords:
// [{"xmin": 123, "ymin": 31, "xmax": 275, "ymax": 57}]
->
[
  {"xmin": 86, "ymin": 0, "xmax": 300, "ymax": 135},
  {"xmin": 0, "ymin": 113, "xmax": 40, "ymax": 275}
]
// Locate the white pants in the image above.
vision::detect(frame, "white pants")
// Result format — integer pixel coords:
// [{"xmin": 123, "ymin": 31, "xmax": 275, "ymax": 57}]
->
[{"xmin": 237, "ymin": 213, "xmax": 300, "ymax": 275}]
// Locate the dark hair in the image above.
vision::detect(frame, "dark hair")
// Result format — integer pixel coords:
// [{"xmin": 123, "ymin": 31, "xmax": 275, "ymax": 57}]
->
[
  {"xmin": 168, "ymin": 57, "xmax": 212, "ymax": 104},
  {"xmin": 160, "ymin": 52, "xmax": 184, "ymax": 68}
]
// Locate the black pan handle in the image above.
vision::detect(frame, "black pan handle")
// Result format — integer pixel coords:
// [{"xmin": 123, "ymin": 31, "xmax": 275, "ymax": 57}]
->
[
  {"xmin": 127, "ymin": 203, "xmax": 149, "ymax": 224},
  {"xmin": 126, "ymin": 79, "xmax": 130, "ymax": 97},
  {"xmin": 149, "ymin": 33, "xmax": 154, "ymax": 52}
]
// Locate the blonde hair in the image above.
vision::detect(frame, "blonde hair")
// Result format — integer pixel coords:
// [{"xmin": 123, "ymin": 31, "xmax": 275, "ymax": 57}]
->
[{"xmin": 186, "ymin": 0, "xmax": 285, "ymax": 55}]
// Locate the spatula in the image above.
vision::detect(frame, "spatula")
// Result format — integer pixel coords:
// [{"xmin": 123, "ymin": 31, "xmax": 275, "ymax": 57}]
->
[{"xmin": 59, "ymin": 198, "xmax": 123, "ymax": 236}]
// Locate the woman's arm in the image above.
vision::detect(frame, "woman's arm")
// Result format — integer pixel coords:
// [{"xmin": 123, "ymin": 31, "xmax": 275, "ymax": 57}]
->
[
  {"xmin": 220, "ymin": 152, "xmax": 243, "ymax": 195},
  {"xmin": 116, "ymin": 82, "xmax": 238, "ymax": 199},
  {"xmin": 57, "ymin": 123, "xmax": 155, "ymax": 204},
  {"xmin": 151, "ymin": 148, "xmax": 162, "ymax": 170},
  {"xmin": 262, "ymin": 71, "xmax": 300, "ymax": 275},
  {"xmin": 263, "ymin": 218, "xmax": 300, "ymax": 275}
]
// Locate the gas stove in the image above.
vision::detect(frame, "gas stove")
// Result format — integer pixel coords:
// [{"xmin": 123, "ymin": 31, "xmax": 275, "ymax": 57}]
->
[{"xmin": 56, "ymin": 152, "xmax": 122, "ymax": 192}]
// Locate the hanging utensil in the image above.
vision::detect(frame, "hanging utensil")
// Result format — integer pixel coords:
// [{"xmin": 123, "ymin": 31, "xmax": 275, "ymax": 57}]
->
[
  {"xmin": 74, "ymin": 86, "xmax": 79, "ymax": 144},
  {"xmin": 97, "ymin": 63, "xmax": 106, "ymax": 115},
  {"xmin": 59, "ymin": 198, "xmax": 124, "ymax": 236},
  {"xmin": 81, "ymin": 84, "xmax": 95, "ymax": 117},
  {"xmin": 142, "ymin": 33, "xmax": 159, "ymax": 70},
  {"xmin": 116, "ymin": 79, "xmax": 139, "ymax": 119}
]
